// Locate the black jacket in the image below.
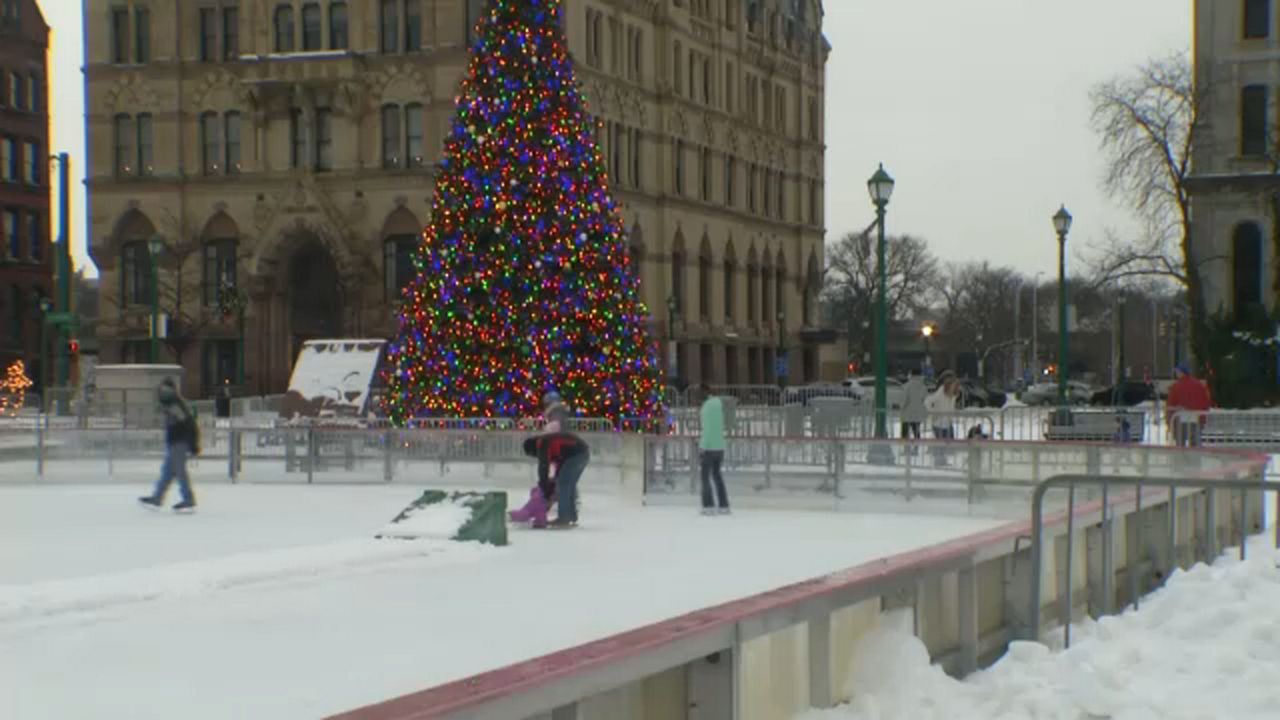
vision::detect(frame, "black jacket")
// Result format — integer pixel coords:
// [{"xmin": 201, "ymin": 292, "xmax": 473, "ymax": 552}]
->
[{"xmin": 531, "ymin": 432, "xmax": 587, "ymax": 498}]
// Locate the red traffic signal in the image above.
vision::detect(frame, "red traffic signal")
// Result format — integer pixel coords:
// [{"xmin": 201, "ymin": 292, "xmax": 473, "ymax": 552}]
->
[{"xmin": 67, "ymin": 339, "xmax": 79, "ymax": 355}]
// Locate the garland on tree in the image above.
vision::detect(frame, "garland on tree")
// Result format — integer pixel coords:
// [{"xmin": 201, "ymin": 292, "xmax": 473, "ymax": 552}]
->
[
  {"xmin": 0, "ymin": 360, "xmax": 33, "ymax": 416},
  {"xmin": 381, "ymin": 0, "xmax": 660, "ymax": 425}
]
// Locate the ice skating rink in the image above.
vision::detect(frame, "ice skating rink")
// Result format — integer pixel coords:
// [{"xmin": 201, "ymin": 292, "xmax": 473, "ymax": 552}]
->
[{"xmin": 0, "ymin": 482, "xmax": 1002, "ymax": 720}]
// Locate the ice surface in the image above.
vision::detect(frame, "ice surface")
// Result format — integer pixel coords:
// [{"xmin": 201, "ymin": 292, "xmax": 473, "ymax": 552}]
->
[
  {"xmin": 0, "ymin": 482, "xmax": 999, "ymax": 720},
  {"xmin": 797, "ymin": 534, "xmax": 1280, "ymax": 720}
]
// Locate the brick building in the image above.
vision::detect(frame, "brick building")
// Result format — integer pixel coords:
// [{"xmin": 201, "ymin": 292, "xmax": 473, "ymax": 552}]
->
[{"xmin": 0, "ymin": 0, "xmax": 50, "ymax": 393}]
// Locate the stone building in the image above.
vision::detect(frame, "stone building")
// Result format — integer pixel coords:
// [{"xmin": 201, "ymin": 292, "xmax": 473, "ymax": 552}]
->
[
  {"xmin": 0, "ymin": 0, "xmax": 50, "ymax": 391},
  {"xmin": 84, "ymin": 0, "xmax": 828, "ymax": 397},
  {"xmin": 1190, "ymin": 0, "xmax": 1280, "ymax": 319}
]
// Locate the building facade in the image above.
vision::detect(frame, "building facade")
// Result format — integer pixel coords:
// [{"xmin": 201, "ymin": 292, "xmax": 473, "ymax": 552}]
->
[
  {"xmin": 0, "ymin": 0, "xmax": 50, "ymax": 392},
  {"xmin": 85, "ymin": 0, "xmax": 828, "ymax": 398},
  {"xmin": 1190, "ymin": 0, "xmax": 1280, "ymax": 320}
]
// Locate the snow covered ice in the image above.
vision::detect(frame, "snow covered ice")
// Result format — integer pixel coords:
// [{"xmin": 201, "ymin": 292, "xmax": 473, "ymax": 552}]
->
[
  {"xmin": 797, "ymin": 535, "xmax": 1280, "ymax": 720},
  {"xmin": 0, "ymin": 478, "xmax": 999, "ymax": 719}
]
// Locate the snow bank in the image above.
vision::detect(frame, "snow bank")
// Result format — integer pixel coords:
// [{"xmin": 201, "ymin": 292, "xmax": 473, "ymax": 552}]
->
[
  {"xmin": 378, "ymin": 496, "xmax": 475, "ymax": 540},
  {"xmin": 798, "ymin": 536, "xmax": 1280, "ymax": 720},
  {"xmin": 0, "ymin": 538, "xmax": 485, "ymax": 626}
]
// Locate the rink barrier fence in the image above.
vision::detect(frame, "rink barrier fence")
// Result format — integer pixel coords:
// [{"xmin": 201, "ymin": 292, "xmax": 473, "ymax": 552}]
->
[{"xmin": 327, "ymin": 448, "xmax": 1269, "ymax": 720}]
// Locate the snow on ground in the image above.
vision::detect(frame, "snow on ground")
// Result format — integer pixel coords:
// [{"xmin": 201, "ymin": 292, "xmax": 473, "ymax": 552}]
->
[
  {"xmin": 0, "ymin": 481, "xmax": 1001, "ymax": 720},
  {"xmin": 798, "ymin": 534, "xmax": 1280, "ymax": 720}
]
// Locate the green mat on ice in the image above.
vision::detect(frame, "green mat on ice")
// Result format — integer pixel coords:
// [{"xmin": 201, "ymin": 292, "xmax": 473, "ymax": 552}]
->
[{"xmin": 377, "ymin": 490, "xmax": 508, "ymax": 546}]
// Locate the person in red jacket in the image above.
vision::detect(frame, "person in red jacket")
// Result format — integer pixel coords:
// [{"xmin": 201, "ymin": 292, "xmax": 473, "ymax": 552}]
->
[
  {"xmin": 522, "ymin": 431, "xmax": 590, "ymax": 528},
  {"xmin": 1166, "ymin": 364, "xmax": 1212, "ymax": 447}
]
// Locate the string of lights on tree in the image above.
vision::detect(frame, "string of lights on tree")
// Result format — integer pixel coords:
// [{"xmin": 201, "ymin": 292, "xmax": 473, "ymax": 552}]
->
[
  {"xmin": 382, "ymin": 0, "xmax": 660, "ymax": 424},
  {"xmin": 0, "ymin": 360, "xmax": 33, "ymax": 416}
]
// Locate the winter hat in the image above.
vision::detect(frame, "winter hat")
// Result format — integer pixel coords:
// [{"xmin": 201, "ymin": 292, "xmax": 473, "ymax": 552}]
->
[
  {"xmin": 543, "ymin": 391, "xmax": 561, "ymax": 405},
  {"xmin": 1174, "ymin": 363, "xmax": 1189, "ymax": 376}
]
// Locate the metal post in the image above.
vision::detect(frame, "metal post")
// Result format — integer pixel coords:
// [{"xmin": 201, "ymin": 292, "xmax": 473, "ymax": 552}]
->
[
  {"xmin": 1031, "ymin": 282, "xmax": 1039, "ymax": 380},
  {"xmin": 1062, "ymin": 482, "xmax": 1076, "ymax": 647},
  {"xmin": 38, "ymin": 307, "xmax": 47, "ymax": 409},
  {"xmin": 1100, "ymin": 481, "xmax": 1112, "ymax": 616},
  {"xmin": 874, "ymin": 201, "xmax": 888, "ymax": 438},
  {"xmin": 236, "ymin": 301, "xmax": 246, "ymax": 387},
  {"xmin": 1056, "ymin": 233, "xmax": 1069, "ymax": 415},
  {"xmin": 55, "ymin": 152, "xmax": 70, "ymax": 390}
]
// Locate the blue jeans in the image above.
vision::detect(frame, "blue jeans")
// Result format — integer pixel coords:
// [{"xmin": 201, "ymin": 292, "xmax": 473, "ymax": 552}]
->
[
  {"xmin": 700, "ymin": 450, "xmax": 729, "ymax": 509},
  {"xmin": 555, "ymin": 449, "xmax": 589, "ymax": 522},
  {"xmin": 151, "ymin": 441, "xmax": 195, "ymax": 505}
]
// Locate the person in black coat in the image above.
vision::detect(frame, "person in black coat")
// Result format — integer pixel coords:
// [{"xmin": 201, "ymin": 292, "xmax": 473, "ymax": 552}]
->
[
  {"xmin": 139, "ymin": 378, "xmax": 199, "ymax": 512},
  {"xmin": 522, "ymin": 431, "xmax": 589, "ymax": 528}
]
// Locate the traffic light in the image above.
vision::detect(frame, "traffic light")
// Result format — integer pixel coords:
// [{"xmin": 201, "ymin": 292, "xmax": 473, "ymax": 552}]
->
[{"xmin": 67, "ymin": 339, "xmax": 79, "ymax": 356}]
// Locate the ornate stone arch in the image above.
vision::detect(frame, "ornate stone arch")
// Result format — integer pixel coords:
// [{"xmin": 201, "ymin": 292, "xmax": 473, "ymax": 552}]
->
[
  {"xmin": 96, "ymin": 208, "xmax": 157, "ymax": 271},
  {"xmin": 249, "ymin": 217, "xmax": 360, "ymax": 294},
  {"xmin": 200, "ymin": 211, "xmax": 240, "ymax": 241}
]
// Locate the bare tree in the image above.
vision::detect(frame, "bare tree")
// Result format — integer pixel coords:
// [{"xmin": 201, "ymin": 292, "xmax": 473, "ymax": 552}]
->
[
  {"xmin": 822, "ymin": 230, "xmax": 940, "ymax": 358},
  {"xmin": 1088, "ymin": 51, "xmax": 1211, "ymax": 358}
]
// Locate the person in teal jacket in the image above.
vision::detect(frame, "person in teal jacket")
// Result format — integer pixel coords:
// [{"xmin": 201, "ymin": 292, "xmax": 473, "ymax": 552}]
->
[{"xmin": 697, "ymin": 384, "xmax": 730, "ymax": 515}]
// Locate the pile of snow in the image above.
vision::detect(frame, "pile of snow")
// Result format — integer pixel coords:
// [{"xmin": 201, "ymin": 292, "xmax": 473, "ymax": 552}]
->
[
  {"xmin": 378, "ymin": 496, "xmax": 475, "ymax": 540},
  {"xmin": 286, "ymin": 339, "xmax": 385, "ymax": 413},
  {"xmin": 799, "ymin": 535, "xmax": 1280, "ymax": 720}
]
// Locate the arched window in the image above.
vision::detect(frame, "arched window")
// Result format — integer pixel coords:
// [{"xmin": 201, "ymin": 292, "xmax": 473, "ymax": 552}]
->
[
  {"xmin": 627, "ymin": 223, "xmax": 645, "ymax": 290},
  {"xmin": 301, "ymin": 3, "xmax": 322, "ymax": 51},
  {"xmin": 774, "ymin": 253, "xmax": 785, "ymax": 324},
  {"xmin": 803, "ymin": 252, "xmax": 819, "ymax": 326},
  {"xmin": 383, "ymin": 208, "xmax": 422, "ymax": 301},
  {"xmin": 200, "ymin": 111, "xmax": 220, "ymax": 175},
  {"xmin": 746, "ymin": 247, "xmax": 758, "ymax": 326},
  {"xmin": 329, "ymin": 1, "xmax": 348, "ymax": 49},
  {"xmin": 201, "ymin": 213, "xmax": 239, "ymax": 308},
  {"xmin": 760, "ymin": 254, "xmax": 772, "ymax": 324},
  {"xmin": 113, "ymin": 114, "xmax": 135, "ymax": 177},
  {"xmin": 120, "ymin": 240, "xmax": 153, "ymax": 307},
  {"xmin": 381, "ymin": 104, "xmax": 401, "ymax": 168},
  {"xmin": 670, "ymin": 237, "xmax": 686, "ymax": 323},
  {"xmin": 1233, "ymin": 221, "xmax": 1264, "ymax": 315},
  {"xmin": 274, "ymin": 4, "xmax": 295, "ymax": 52},
  {"xmin": 723, "ymin": 241, "xmax": 736, "ymax": 323}
]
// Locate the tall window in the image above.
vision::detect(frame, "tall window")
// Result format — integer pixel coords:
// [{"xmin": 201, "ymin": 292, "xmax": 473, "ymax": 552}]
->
[
  {"xmin": 314, "ymin": 108, "xmax": 332, "ymax": 171},
  {"xmin": 674, "ymin": 139, "xmax": 684, "ymax": 195},
  {"xmin": 9, "ymin": 72, "xmax": 21, "ymax": 110},
  {"xmin": 290, "ymin": 108, "xmax": 306, "ymax": 168},
  {"xmin": 136, "ymin": 114, "xmax": 153, "ymax": 176},
  {"xmin": 111, "ymin": 8, "xmax": 130, "ymax": 63},
  {"xmin": 808, "ymin": 180, "xmax": 819, "ymax": 225},
  {"xmin": 405, "ymin": 0, "xmax": 421, "ymax": 51},
  {"xmin": 2, "ymin": 137, "xmax": 17, "ymax": 181},
  {"xmin": 134, "ymin": 7, "xmax": 151, "ymax": 63},
  {"xmin": 4, "ymin": 207, "xmax": 16, "ymax": 258},
  {"xmin": 202, "ymin": 340, "xmax": 239, "ymax": 394},
  {"xmin": 698, "ymin": 250, "xmax": 711, "ymax": 320},
  {"xmin": 723, "ymin": 258, "xmax": 735, "ymax": 321},
  {"xmin": 725, "ymin": 156, "xmax": 735, "ymax": 206},
  {"xmin": 329, "ymin": 1, "xmax": 348, "ymax": 49},
  {"xmin": 671, "ymin": 247, "xmax": 685, "ymax": 320},
  {"xmin": 630, "ymin": 127, "xmax": 641, "ymax": 187},
  {"xmin": 807, "ymin": 96, "xmax": 819, "ymax": 140},
  {"xmin": 200, "ymin": 112, "xmax": 220, "ymax": 174},
  {"xmin": 1241, "ymin": 84, "xmax": 1268, "ymax": 156},
  {"xmin": 113, "ymin": 115, "xmax": 134, "ymax": 176},
  {"xmin": 27, "ymin": 211, "xmax": 41, "ymax": 262},
  {"xmin": 724, "ymin": 61, "xmax": 735, "ymax": 112},
  {"xmin": 466, "ymin": 0, "xmax": 484, "ymax": 45},
  {"xmin": 699, "ymin": 147, "xmax": 712, "ymax": 201},
  {"xmin": 384, "ymin": 235, "xmax": 417, "ymax": 300},
  {"xmin": 23, "ymin": 141, "xmax": 38, "ymax": 185},
  {"xmin": 223, "ymin": 6, "xmax": 239, "ymax": 60},
  {"xmin": 405, "ymin": 103, "xmax": 424, "ymax": 166},
  {"xmin": 381, "ymin": 104, "xmax": 401, "ymax": 168},
  {"xmin": 1246, "ymin": 0, "xmax": 1271, "ymax": 39},
  {"xmin": 199, "ymin": 8, "xmax": 217, "ymax": 61},
  {"xmin": 673, "ymin": 42, "xmax": 683, "ymax": 95},
  {"xmin": 1233, "ymin": 222, "xmax": 1264, "ymax": 314},
  {"xmin": 302, "ymin": 3, "xmax": 321, "ymax": 51},
  {"xmin": 380, "ymin": 0, "xmax": 399, "ymax": 53},
  {"xmin": 203, "ymin": 239, "xmax": 237, "ymax": 307},
  {"xmin": 224, "ymin": 111, "xmax": 241, "ymax": 173},
  {"xmin": 274, "ymin": 4, "xmax": 295, "ymax": 52},
  {"xmin": 121, "ymin": 242, "xmax": 152, "ymax": 306},
  {"xmin": 27, "ymin": 72, "xmax": 38, "ymax": 113}
]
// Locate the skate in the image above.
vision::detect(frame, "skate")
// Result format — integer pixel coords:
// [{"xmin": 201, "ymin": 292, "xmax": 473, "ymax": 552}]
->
[
  {"xmin": 509, "ymin": 488, "xmax": 547, "ymax": 523},
  {"xmin": 138, "ymin": 496, "xmax": 162, "ymax": 510},
  {"xmin": 546, "ymin": 517, "xmax": 577, "ymax": 530},
  {"xmin": 717, "ymin": 507, "xmax": 732, "ymax": 516},
  {"xmin": 700, "ymin": 507, "xmax": 716, "ymax": 516},
  {"xmin": 172, "ymin": 501, "xmax": 196, "ymax": 514}
]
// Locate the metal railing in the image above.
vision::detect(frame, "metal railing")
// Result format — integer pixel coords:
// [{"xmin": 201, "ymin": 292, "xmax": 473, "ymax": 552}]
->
[{"xmin": 1028, "ymin": 469, "xmax": 1274, "ymax": 648}]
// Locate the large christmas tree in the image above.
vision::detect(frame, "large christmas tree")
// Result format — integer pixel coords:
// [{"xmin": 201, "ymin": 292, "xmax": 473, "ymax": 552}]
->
[{"xmin": 382, "ymin": 0, "xmax": 661, "ymax": 424}]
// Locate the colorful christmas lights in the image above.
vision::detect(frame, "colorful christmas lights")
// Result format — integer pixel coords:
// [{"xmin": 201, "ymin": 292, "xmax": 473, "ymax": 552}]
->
[
  {"xmin": 382, "ymin": 0, "xmax": 661, "ymax": 425},
  {"xmin": 0, "ymin": 360, "xmax": 33, "ymax": 416}
]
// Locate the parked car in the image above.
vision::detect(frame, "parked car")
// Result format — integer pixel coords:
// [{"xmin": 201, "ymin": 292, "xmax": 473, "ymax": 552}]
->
[
  {"xmin": 783, "ymin": 383, "xmax": 863, "ymax": 407},
  {"xmin": 845, "ymin": 377, "xmax": 905, "ymax": 409},
  {"xmin": 1022, "ymin": 381, "xmax": 1091, "ymax": 406},
  {"xmin": 958, "ymin": 380, "xmax": 1007, "ymax": 409},
  {"xmin": 1089, "ymin": 381, "xmax": 1155, "ymax": 407}
]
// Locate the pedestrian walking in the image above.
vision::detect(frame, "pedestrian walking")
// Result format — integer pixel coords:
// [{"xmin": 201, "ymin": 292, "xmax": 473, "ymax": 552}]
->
[
  {"xmin": 138, "ymin": 378, "xmax": 200, "ymax": 513},
  {"xmin": 1166, "ymin": 364, "xmax": 1212, "ymax": 447},
  {"xmin": 926, "ymin": 371, "xmax": 960, "ymax": 440},
  {"xmin": 697, "ymin": 384, "xmax": 730, "ymax": 515},
  {"xmin": 900, "ymin": 371, "xmax": 927, "ymax": 440}
]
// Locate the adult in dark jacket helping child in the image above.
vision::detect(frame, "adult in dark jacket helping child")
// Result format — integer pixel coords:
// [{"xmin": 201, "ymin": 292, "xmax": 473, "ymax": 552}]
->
[{"xmin": 515, "ymin": 431, "xmax": 590, "ymax": 529}]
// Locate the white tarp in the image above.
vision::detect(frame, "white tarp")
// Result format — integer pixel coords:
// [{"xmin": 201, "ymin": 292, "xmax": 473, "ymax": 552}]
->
[{"xmin": 285, "ymin": 339, "xmax": 385, "ymax": 415}]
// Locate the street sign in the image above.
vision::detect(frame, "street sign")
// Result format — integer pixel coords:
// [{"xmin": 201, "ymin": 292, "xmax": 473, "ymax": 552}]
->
[
  {"xmin": 43, "ymin": 312, "xmax": 78, "ymax": 327},
  {"xmin": 774, "ymin": 356, "xmax": 788, "ymax": 378}
]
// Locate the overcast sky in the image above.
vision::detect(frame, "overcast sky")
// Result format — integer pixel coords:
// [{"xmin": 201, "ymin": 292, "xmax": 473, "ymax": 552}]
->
[{"xmin": 41, "ymin": 0, "xmax": 1190, "ymax": 279}]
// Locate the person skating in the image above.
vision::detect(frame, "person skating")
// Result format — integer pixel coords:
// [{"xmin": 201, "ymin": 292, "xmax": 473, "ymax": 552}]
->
[
  {"xmin": 138, "ymin": 378, "xmax": 200, "ymax": 512},
  {"xmin": 521, "ymin": 430, "xmax": 590, "ymax": 528},
  {"xmin": 1166, "ymin": 364, "xmax": 1212, "ymax": 447},
  {"xmin": 900, "ymin": 371, "xmax": 928, "ymax": 440},
  {"xmin": 697, "ymin": 384, "xmax": 730, "ymax": 515}
]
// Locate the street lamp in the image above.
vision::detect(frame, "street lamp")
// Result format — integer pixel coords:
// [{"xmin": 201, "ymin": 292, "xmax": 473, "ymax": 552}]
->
[
  {"xmin": 148, "ymin": 234, "xmax": 165, "ymax": 364},
  {"xmin": 867, "ymin": 164, "xmax": 895, "ymax": 438},
  {"xmin": 36, "ymin": 295, "xmax": 51, "ymax": 405},
  {"xmin": 921, "ymin": 323, "xmax": 934, "ymax": 374},
  {"xmin": 666, "ymin": 294, "xmax": 678, "ymax": 382},
  {"xmin": 776, "ymin": 310, "xmax": 786, "ymax": 388},
  {"xmin": 1052, "ymin": 206, "xmax": 1072, "ymax": 419}
]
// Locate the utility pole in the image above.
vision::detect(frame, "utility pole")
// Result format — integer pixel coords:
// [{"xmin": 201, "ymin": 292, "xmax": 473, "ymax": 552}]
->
[{"xmin": 54, "ymin": 153, "xmax": 71, "ymax": 391}]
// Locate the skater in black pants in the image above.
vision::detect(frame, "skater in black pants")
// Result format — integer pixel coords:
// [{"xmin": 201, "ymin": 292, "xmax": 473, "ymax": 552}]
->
[
  {"xmin": 139, "ymin": 378, "xmax": 200, "ymax": 512},
  {"xmin": 697, "ymin": 384, "xmax": 730, "ymax": 515}
]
